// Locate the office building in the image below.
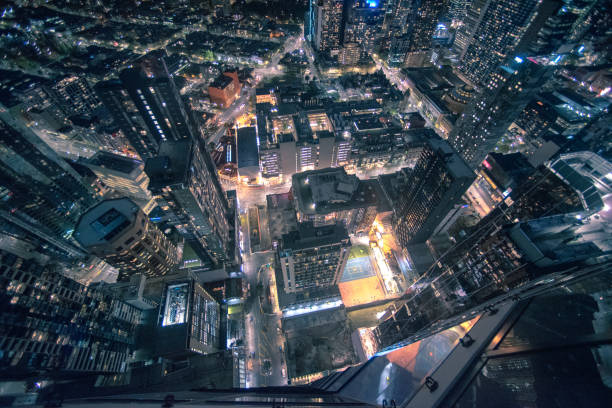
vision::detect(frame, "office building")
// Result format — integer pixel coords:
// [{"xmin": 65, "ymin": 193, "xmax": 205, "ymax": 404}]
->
[
  {"xmin": 74, "ymin": 198, "xmax": 179, "ymax": 281},
  {"xmin": 145, "ymin": 140, "xmax": 234, "ymax": 267},
  {"xmin": 380, "ymin": 137, "xmax": 473, "ymax": 248},
  {"xmin": 0, "ymin": 247, "xmax": 141, "ymax": 378},
  {"xmin": 0, "ymin": 115, "xmax": 96, "ymax": 259},
  {"xmin": 456, "ymin": 0, "xmax": 592, "ymax": 87},
  {"xmin": 292, "ymin": 167, "xmax": 383, "ymax": 234},
  {"xmin": 448, "ymin": 57, "xmax": 553, "ymax": 169},
  {"xmin": 339, "ymin": 42, "xmax": 362, "ymax": 65},
  {"xmin": 259, "ymin": 148, "xmax": 282, "ymax": 183},
  {"xmin": 48, "ymin": 75, "xmax": 100, "ymax": 116},
  {"xmin": 156, "ymin": 278, "xmax": 220, "ymax": 358},
  {"xmin": 236, "ymin": 127, "xmax": 260, "ymax": 184},
  {"xmin": 384, "ymin": 0, "xmax": 447, "ymax": 66},
  {"xmin": 343, "ymin": 1, "xmax": 385, "ymax": 54},
  {"xmin": 80, "ymin": 151, "xmax": 155, "ymax": 212},
  {"xmin": 312, "ymin": 0, "xmax": 345, "ymax": 54},
  {"xmin": 276, "ymin": 222, "xmax": 350, "ymax": 294},
  {"xmin": 95, "ymin": 51, "xmax": 197, "ymax": 159}
]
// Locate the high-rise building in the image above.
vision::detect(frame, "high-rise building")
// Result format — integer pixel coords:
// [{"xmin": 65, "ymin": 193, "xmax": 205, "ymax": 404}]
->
[
  {"xmin": 380, "ymin": 137, "xmax": 473, "ymax": 248},
  {"xmin": 0, "ymin": 114, "xmax": 96, "ymax": 259},
  {"xmin": 456, "ymin": 0, "xmax": 593, "ymax": 87},
  {"xmin": 447, "ymin": 57, "xmax": 553, "ymax": 169},
  {"xmin": 312, "ymin": 0, "xmax": 345, "ymax": 54},
  {"xmin": 374, "ymin": 207, "xmax": 611, "ymax": 350},
  {"xmin": 343, "ymin": 1, "xmax": 385, "ymax": 54},
  {"xmin": 276, "ymin": 222, "xmax": 350, "ymax": 294},
  {"xmin": 383, "ymin": 0, "xmax": 447, "ymax": 66},
  {"xmin": 144, "ymin": 140, "xmax": 234, "ymax": 267},
  {"xmin": 74, "ymin": 198, "xmax": 179, "ymax": 281},
  {"xmin": 80, "ymin": 151, "xmax": 155, "ymax": 212},
  {"xmin": 291, "ymin": 167, "xmax": 383, "ymax": 234},
  {"xmin": 95, "ymin": 51, "xmax": 197, "ymax": 159},
  {"xmin": 0, "ymin": 247, "xmax": 141, "ymax": 378},
  {"xmin": 448, "ymin": 0, "xmax": 470, "ymax": 26},
  {"xmin": 456, "ymin": 0, "xmax": 540, "ymax": 86},
  {"xmin": 48, "ymin": 75, "xmax": 100, "ymax": 116},
  {"xmin": 156, "ymin": 278, "xmax": 220, "ymax": 358}
]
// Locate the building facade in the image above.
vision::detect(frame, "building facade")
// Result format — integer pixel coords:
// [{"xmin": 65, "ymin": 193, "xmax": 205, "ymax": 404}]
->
[
  {"xmin": 74, "ymin": 198, "xmax": 179, "ymax": 281},
  {"xmin": 145, "ymin": 140, "xmax": 234, "ymax": 267},
  {"xmin": 277, "ymin": 222, "xmax": 351, "ymax": 294},
  {"xmin": 381, "ymin": 137, "xmax": 473, "ymax": 248},
  {"xmin": 312, "ymin": 0, "xmax": 345, "ymax": 54},
  {"xmin": 96, "ymin": 51, "xmax": 197, "ymax": 159},
  {"xmin": 81, "ymin": 151, "xmax": 154, "ymax": 212},
  {"xmin": 0, "ymin": 248, "xmax": 141, "ymax": 377},
  {"xmin": 0, "ymin": 115, "xmax": 96, "ymax": 259},
  {"xmin": 447, "ymin": 57, "xmax": 553, "ymax": 169}
]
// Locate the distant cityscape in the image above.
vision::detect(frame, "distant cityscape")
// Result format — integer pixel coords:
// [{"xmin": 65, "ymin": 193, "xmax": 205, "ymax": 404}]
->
[{"xmin": 0, "ymin": 1, "xmax": 610, "ymax": 407}]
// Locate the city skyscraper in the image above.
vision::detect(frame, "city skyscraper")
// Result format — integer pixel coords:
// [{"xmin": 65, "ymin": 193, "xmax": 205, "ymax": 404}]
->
[
  {"xmin": 456, "ymin": 0, "xmax": 540, "ymax": 86},
  {"xmin": 384, "ymin": 0, "xmax": 447, "ymax": 66},
  {"xmin": 380, "ymin": 137, "xmax": 473, "ymax": 248},
  {"xmin": 95, "ymin": 51, "xmax": 198, "ymax": 159},
  {"xmin": 80, "ymin": 151, "xmax": 155, "ymax": 212},
  {"xmin": 0, "ymin": 247, "xmax": 142, "ymax": 377},
  {"xmin": 47, "ymin": 75, "xmax": 100, "ymax": 117},
  {"xmin": 312, "ymin": 0, "xmax": 345, "ymax": 54},
  {"xmin": 145, "ymin": 139, "xmax": 235, "ymax": 267},
  {"xmin": 455, "ymin": 0, "xmax": 595, "ymax": 87},
  {"xmin": 0, "ymin": 113, "xmax": 97, "ymax": 259},
  {"xmin": 342, "ymin": 0, "xmax": 385, "ymax": 54},
  {"xmin": 74, "ymin": 198, "xmax": 179, "ymax": 281},
  {"xmin": 447, "ymin": 57, "xmax": 554, "ymax": 169},
  {"xmin": 0, "ymin": 0, "xmax": 609, "ymax": 402}
]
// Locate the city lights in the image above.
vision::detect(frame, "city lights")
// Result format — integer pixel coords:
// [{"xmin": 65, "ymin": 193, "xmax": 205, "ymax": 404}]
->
[{"xmin": 0, "ymin": 0, "xmax": 608, "ymax": 401}]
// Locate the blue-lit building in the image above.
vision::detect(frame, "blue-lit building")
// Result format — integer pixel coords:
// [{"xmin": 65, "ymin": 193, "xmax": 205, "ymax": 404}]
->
[{"xmin": 156, "ymin": 278, "xmax": 220, "ymax": 358}]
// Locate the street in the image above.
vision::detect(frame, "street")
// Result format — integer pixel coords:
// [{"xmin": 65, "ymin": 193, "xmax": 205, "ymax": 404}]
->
[
  {"xmin": 236, "ymin": 166, "xmax": 289, "ymax": 387},
  {"xmin": 207, "ymin": 34, "xmax": 304, "ymax": 146},
  {"xmin": 241, "ymin": 235, "xmax": 287, "ymax": 387}
]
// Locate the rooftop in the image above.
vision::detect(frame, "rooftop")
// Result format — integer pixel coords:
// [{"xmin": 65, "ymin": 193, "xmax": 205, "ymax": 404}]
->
[
  {"xmin": 426, "ymin": 137, "xmax": 474, "ymax": 179},
  {"xmin": 280, "ymin": 222, "xmax": 349, "ymax": 252},
  {"xmin": 236, "ymin": 127, "xmax": 259, "ymax": 169},
  {"xmin": 85, "ymin": 151, "xmax": 143, "ymax": 175},
  {"xmin": 292, "ymin": 168, "xmax": 379, "ymax": 216},
  {"xmin": 144, "ymin": 139, "xmax": 192, "ymax": 189},
  {"xmin": 209, "ymin": 74, "xmax": 234, "ymax": 90},
  {"xmin": 74, "ymin": 198, "xmax": 140, "ymax": 247}
]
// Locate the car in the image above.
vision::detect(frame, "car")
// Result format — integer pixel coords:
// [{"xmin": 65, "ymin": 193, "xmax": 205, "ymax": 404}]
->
[{"xmin": 262, "ymin": 359, "xmax": 272, "ymax": 376}]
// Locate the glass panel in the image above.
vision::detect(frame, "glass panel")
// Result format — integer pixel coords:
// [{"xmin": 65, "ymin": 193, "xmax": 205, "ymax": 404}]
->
[
  {"xmin": 338, "ymin": 316, "xmax": 480, "ymax": 406},
  {"xmin": 454, "ymin": 345, "xmax": 612, "ymax": 408},
  {"xmin": 498, "ymin": 270, "xmax": 612, "ymax": 349}
]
